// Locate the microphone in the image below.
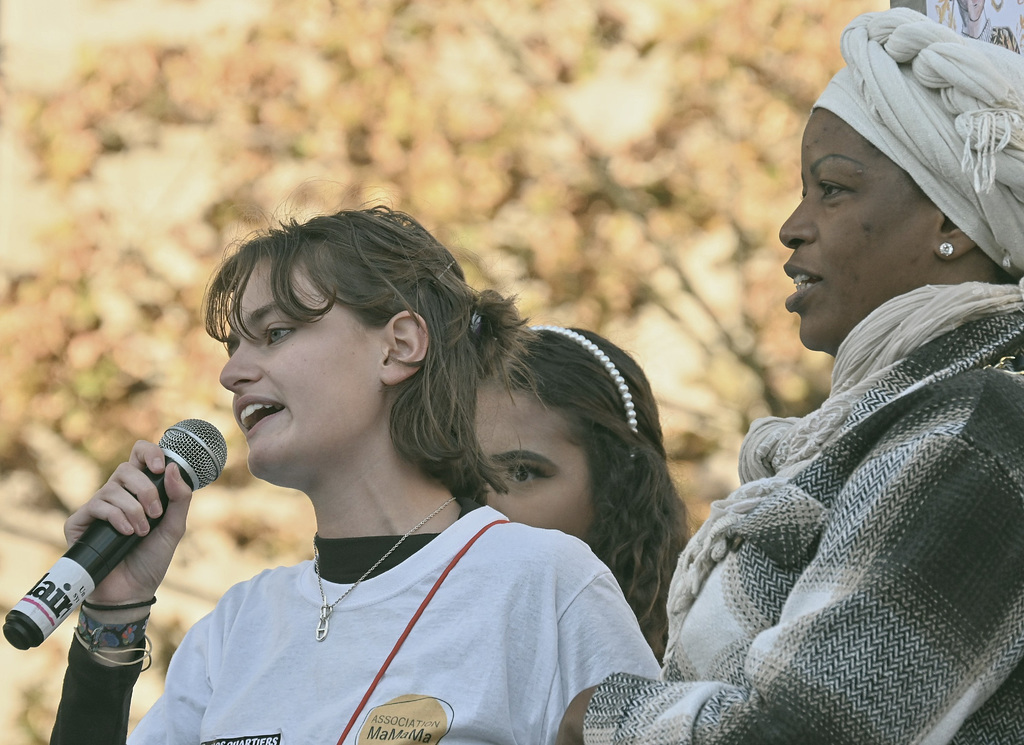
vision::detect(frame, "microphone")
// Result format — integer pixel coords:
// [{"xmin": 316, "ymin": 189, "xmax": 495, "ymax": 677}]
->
[{"xmin": 3, "ymin": 419, "xmax": 228, "ymax": 650}]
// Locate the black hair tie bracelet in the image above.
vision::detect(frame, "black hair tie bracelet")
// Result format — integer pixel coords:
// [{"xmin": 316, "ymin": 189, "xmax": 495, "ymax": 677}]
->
[{"xmin": 82, "ymin": 596, "xmax": 157, "ymax": 612}]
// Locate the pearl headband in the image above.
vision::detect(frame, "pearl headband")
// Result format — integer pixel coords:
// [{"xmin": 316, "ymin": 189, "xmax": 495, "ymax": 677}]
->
[{"xmin": 530, "ymin": 325, "xmax": 639, "ymax": 434}]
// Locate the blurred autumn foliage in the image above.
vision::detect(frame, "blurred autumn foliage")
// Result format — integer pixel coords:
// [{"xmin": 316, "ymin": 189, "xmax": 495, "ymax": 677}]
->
[{"xmin": 0, "ymin": 0, "xmax": 881, "ymax": 739}]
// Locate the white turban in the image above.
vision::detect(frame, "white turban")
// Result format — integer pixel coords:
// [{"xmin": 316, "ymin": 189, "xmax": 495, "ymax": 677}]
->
[{"xmin": 814, "ymin": 7, "xmax": 1024, "ymax": 277}]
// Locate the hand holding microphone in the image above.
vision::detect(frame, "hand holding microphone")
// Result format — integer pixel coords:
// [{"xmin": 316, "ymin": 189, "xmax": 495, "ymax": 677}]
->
[{"xmin": 3, "ymin": 419, "xmax": 227, "ymax": 650}]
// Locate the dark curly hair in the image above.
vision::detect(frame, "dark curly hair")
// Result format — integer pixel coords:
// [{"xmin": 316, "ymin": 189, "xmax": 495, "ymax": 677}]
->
[
  {"xmin": 204, "ymin": 205, "xmax": 527, "ymax": 502},
  {"xmin": 509, "ymin": 327, "xmax": 687, "ymax": 660}
]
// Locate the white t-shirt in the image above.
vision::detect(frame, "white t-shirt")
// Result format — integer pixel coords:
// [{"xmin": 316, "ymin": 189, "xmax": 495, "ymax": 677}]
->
[{"xmin": 130, "ymin": 506, "xmax": 659, "ymax": 745}]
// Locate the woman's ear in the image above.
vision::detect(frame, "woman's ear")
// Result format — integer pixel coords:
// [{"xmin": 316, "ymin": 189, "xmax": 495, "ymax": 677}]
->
[
  {"xmin": 932, "ymin": 215, "xmax": 1012, "ymax": 282},
  {"xmin": 933, "ymin": 215, "xmax": 977, "ymax": 261},
  {"xmin": 380, "ymin": 310, "xmax": 428, "ymax": 386}
]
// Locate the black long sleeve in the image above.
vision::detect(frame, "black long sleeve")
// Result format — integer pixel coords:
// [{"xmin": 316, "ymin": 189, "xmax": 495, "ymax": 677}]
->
[{"xmin": 50, "ymin": 639, "xmax": 142, "ymax": 745}]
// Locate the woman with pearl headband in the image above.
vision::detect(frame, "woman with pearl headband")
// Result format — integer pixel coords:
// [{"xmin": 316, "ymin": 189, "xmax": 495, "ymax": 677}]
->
[{"xmin": 477, "ymin": 326, "xmax": 688, "ymax": 661}]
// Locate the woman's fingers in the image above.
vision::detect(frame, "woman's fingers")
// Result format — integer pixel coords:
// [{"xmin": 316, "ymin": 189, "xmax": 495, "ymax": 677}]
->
[
  {"xmin": 63, "ymin": 440, "xmax": 177, "ymax": 545},
  {"xmin": 152, "ymin": 462, "xmax": 194, "ymax": 546},
  {"xmin": 60, "ymin": 439, "xmax": 198, "ymax": 606}
]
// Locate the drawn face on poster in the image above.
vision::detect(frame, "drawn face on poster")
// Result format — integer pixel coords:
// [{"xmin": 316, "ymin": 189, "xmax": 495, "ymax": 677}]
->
[
  {"xmin": 957, "ymin": 0, "xmax": 985, "ymax": 28},
  {"xmin": 923, "ymin": 0, "xmax": 1023, "ymax": 53}
]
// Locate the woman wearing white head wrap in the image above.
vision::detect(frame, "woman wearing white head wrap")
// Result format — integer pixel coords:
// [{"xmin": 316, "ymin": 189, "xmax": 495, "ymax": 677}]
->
[{"xmin": 558, "ymin": 8, "xmax": 1024, "ymax": 745}]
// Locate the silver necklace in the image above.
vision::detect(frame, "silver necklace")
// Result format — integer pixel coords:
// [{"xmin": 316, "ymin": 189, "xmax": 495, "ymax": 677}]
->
[{"xmin": 313, "ymin": 496, "xmax": 456, "ymax": 641}]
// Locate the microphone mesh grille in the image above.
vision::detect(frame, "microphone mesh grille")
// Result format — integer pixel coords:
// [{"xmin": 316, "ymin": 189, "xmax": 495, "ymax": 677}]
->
[{"xmin": 158, "ymin": 419, "xmax": 228, "ymax": 489}]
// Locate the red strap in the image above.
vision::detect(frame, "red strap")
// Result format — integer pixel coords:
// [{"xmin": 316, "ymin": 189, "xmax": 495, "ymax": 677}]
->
[{"xmin": 336, "ymin": 518, "xmax": 508, "ymax": 744}]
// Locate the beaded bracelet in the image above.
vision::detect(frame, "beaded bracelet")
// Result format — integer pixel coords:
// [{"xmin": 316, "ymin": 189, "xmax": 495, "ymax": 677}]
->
[{"xmin": 75, "ymin": 610, "xmax": 153, "ymax": 670}]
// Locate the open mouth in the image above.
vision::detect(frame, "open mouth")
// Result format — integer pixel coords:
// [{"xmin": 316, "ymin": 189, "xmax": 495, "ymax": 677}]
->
[
  {"xmin": 792, "ymin": 273, "xmax": 821, "ymax": 291},
  {"xmin": 241, "ymin": 402, "xmax": 283, "ymax": 430},
  {"xmin": 785, "ymin": 271, "xmax": 823, "ymax": 313}
]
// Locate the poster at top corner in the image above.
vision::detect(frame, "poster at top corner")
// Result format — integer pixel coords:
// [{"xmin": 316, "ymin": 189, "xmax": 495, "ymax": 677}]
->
[{"xmin": 926, "ymin": 0, "xmax": 1022, "ymax": 53}]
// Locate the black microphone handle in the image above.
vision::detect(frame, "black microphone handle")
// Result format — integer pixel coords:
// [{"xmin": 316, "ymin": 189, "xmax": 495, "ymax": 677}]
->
[
  {"xmin": 67, "ymin": 466, "xmax": 178, "ymax": 584},
  {"xmin": 3, "ymin": 462, "xmax": 193, "ymax": 650}
]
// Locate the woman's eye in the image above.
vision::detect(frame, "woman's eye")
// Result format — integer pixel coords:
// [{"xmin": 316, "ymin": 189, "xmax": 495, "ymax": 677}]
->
[
  {"xmin": 509, "ymin": 463, "xmax": 531, "ymax": 483},
  {"xmin": 508, "ymin": 462, "xmax": 540, "ymax": 484},
  {"xmin": 267, "ymin": 327, "xmax": 292, "ymax": 344},
  {"xmin": 821, "ymin": 182, "xmax": 843, "ymax": 198},
  {"xmin": 506, "ymin": 460, "xmax": 554, "ymax": 484}
]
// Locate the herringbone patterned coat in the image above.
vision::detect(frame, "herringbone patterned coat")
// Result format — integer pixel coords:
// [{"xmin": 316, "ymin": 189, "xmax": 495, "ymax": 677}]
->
[{"xmin": 587, "ymin": 312, "xmax": 1024, "ymax": 744}]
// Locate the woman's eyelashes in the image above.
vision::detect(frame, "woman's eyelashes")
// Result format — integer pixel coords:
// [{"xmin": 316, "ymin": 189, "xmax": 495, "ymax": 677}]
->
[
  {"xmin": 820, "ymin": 181, "xmax": 847, "ymax": 199},
  {"xmin": 508, "ymin": 461, "xmax": 540, "ymax": 483},
  {"xmin": 501, "ymin": 453, "xmax": 555, "ymax": 485},
  {"xmin": 801, "ymin": 180, "xmax": 845, "ymax": 201},
  {"xmin": 223, "ymin": 325, "xmax": 292, "ymax": 356},
  {"xmin": 266, "ymin": 326, "xmax": 293, "ymax": 344}
]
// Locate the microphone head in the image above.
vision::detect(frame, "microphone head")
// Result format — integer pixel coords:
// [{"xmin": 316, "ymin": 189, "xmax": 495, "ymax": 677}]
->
[{"xmin": 158, "ymin": 419, "xmax": 228, "ymax": 490}]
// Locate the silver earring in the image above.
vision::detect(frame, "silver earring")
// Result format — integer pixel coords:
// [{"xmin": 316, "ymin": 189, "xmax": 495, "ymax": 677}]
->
[{"xmin": 938, "ymin": 242, "xmax": 955, "ymax": 258}]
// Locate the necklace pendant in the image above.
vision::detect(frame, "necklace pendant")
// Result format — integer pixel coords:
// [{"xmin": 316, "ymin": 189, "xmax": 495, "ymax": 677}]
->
[
  {"xmin": 316, "ymin": 605, "xmax": 332, "ymax": 642},
  {"xmin": 310, "ymin": 495, "xmax": 456, "ymax": 643}
]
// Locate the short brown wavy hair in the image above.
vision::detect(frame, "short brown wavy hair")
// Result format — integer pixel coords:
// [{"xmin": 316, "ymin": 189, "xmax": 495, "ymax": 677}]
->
[{"xmin": 204, "ymin": 205, "xmax": 526, "ymax": 501}]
